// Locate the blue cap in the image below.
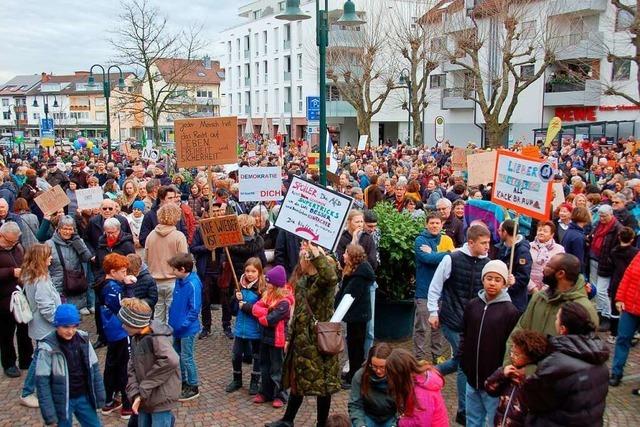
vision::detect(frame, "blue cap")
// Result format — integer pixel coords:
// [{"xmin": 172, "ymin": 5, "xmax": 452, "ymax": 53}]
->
[
  {"xmin": 54, "ymin": 304, "xmax": 81, "ymax": 327},
  {"xmin": 132, "ymin": 200, "xmax": 145, "ymax": 211}
]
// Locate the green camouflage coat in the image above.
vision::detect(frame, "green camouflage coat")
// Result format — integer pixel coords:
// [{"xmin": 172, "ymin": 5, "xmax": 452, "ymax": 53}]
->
[{"xmin": 283, "ymin": 254, "xmax": 341, "ymax": 396}]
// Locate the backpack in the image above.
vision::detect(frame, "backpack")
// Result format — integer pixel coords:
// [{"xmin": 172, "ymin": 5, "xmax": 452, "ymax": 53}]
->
[{"xmin": 10, "ymin": 286, "xmax": 33, "ymax": 324}]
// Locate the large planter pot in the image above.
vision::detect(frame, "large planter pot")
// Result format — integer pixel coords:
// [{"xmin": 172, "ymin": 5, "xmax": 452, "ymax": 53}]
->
[{"xmin": 374, "ymin": 299, "xmax": 415, "ymax": 341}]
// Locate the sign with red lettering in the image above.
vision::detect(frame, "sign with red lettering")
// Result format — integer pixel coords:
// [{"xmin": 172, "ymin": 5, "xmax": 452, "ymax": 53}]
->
[
  {"xmin": 238, "ymin": 166, "xmax": 283, "ymax": 202},
  {"xmin": 198, "ymin": 215, "xmax": 244, "ymax": 250},
  {"xmin": 554, "ymin": 106, "xmax": 597, "ymax": 122}
]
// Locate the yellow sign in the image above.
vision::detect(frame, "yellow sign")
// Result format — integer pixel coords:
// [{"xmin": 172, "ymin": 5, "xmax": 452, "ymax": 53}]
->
[
  {"xmin": 544, "ymin": 117, "xmax": 562, "ymax": 147},
  {"xmin": 41, "ymin": 137, "xmax": 55, "ymax": 148}
]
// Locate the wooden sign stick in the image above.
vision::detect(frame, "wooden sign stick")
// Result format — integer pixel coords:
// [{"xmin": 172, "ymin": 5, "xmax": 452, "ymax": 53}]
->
[
  {"xmin": 508, "ymin": 213, "xmax": 520, "ymax": 277},
  {"xmin": 224, "ymin": 246, "xmax": 241, "ymax": 292}
]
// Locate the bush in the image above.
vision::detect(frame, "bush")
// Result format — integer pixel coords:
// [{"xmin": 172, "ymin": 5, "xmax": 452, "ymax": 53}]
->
[{"xmin": 372, "ymin": 201, "xmax": 424, "ymax": 301}]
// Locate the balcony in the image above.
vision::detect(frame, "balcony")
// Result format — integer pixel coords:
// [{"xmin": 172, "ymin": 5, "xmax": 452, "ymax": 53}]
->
[
  {"xmin": 195, "ymin": 97, "xmax": 221, "ymax": 106},
  {"xmin": 70, "ymin": 105, "xmax": 90, "ymax": 111},
  {"xmin": 283, "ymin": 39, "xmax": 291, "ymax": 50},
  {"xmin": 284, "ymin": 102, "xmax": 292, "ymax": 113},
  {"xmin": 543, "ymin": 79, "xmax": 601, "ymax": 106},
  {"xmin": 284, "ymin": 71, "xmax": 291, "ymax": 82},
  {"xmin": 327, "ymin": 100, "xmax": 356, "ymax": 117},
  {"xmin": 548, "ymin": 0, "xmax": 607, "ymax": 17},
  {"xmin": 329, "ymin": 29, "xmax": 361, "ymax": 47},
  {"xmin": 244, "ymin": 49, "xmax": 250, "ymax": 60},
  {"xmin": 441, "ymin": 88, "xmax": 475, "ymax": 109},
  {"xmin": 443, "ymin": 12, "xmax": 475, "ymax": 33},
  {"xmin": 442, "ymin": 54, "xmax": 473, "ymax": 72},
  {"xmin": 551, "ymin": 31, "xmax": 604, "ymax": 60}
]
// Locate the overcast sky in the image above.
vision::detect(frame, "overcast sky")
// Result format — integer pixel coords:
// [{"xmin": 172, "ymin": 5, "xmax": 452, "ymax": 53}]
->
[{"xmin": 0, "ymin": 0, "xmax": 243, "ymax": 83}]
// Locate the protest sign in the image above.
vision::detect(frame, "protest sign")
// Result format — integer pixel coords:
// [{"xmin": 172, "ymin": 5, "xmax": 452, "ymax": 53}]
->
[
  {"xmin": 466, "ymin": 151, "xmax": 497, "ymax": 186},
  {"xmin": 34, "ymin": 185, "xmax": 70, "ymax": 216},
  {"xmin": 451, "ymin": 148, "xmax": 467, "ymax": 171},
  {"xmin": 275, "ymin": 176, "xmax": 353, "ymax": 251},
  {"xmin": 75, "ymin": 187, "xmax": 104, "ymax": 210},
  {"xmin": 491, "ymin": 150, "xmax": 552, "ymax": 221},
  {"xmin": 521, "ymin": 145, "xmax": 541, "ymax": 159},
  {"xmin": 357, "ymin": 135, "xmax": 368, "ymax": 151},
  {"xmin": 238, "ymin": 166, "xmax": 283, "ymax": 202},
  {"xmin": 175, "ymin": 116, "xmax": 238, "ymax": 168},
  {"xmin": 198, "ymin": 215, "xmax": 244, "ymax": 250},
  {"xmin": 551, "ymin": 182, "xmax": 566, "ymax": 210}
]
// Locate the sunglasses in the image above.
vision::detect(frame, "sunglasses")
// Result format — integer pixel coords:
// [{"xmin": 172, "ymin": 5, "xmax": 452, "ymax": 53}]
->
[{"xmin": 102, "ymin": 207, "xmax": 114, "ymax": 211}]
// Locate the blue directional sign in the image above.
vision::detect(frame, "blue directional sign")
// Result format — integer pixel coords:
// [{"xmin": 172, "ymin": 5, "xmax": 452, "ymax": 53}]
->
[
  {"xmin": 306, "ymin": 96, "xmax": 320, "ymax": 121},
  {"xmin": 40, "ymin": 118, "xmax": 54, "ymax": 134}
]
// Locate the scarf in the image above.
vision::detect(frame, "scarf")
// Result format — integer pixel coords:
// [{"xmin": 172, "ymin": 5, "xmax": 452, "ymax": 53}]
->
[
  {"xmin": 591, "ymin": 218, "xmax": 616, "ymax": 258},
  {"xmin": 13, "ymin": 174, "xmax": 26, "ymax": 188},
  {"xmin": 127, "ymin": 213, "xmax": 143, "ymax": 238},
  {"xmin": 531, "ymin": 238, "xmax": 557, "ymax": 266},
  {"xmin": 106, "ymin": 235, "xmax": 118, "ymax": 248}
]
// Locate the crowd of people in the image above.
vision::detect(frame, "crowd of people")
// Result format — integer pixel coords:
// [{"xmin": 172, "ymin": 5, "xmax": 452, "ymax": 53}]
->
[{"xmin": 0, "ymin": 134, "xmax": 639, "ymax": 426}]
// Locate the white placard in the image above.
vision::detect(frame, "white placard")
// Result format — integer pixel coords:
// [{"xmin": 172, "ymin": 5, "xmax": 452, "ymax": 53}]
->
[
  {"xmin": 275, "ymin": 176, "xmax": 353, "ymax": 251},
  {"xmin": 357, "ymin": 135, "xmax": 368, "ymax": 151},
  {"xmin": 330, "ymin": 294, "xmax": 355, "ymax": 322},
  {"xmin": 75, "ymin": 187, "xmax": 104, "ymax": 210},
  {"xmin": 238, "ymin": 166, "xmax": 283, "ymax": 202},
  {"xmin": 141, "ymin": 147, "xmax": 160, "ymax": 161}
]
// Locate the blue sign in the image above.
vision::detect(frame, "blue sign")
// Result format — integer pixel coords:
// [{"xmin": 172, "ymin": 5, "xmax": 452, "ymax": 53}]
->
[
  {"xmin": 40, "ymin": 118, "xmax": 54, "ymax": 134},
  {"xmin": 306, "ymin": 96, "xmax": 320, "ymax": 121}
]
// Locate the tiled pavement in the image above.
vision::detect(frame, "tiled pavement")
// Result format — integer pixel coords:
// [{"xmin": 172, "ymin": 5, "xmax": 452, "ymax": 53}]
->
[{"xmin": 1, "ymin": 311, "xmax": 639, "ymax": 427}]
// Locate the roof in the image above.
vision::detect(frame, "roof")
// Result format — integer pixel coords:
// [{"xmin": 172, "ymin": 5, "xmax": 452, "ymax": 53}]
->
[
  {"xmin": 23, "ymin": 72, "xmax": 136, "ymax": 96},
  {"xmin": 419, "ymin": 0, "xmax": 462, "ymax": 25},
  {"xmin": 154, "ymin": 58, "xmax": 223, "ymax": 85},
  {"xmin": 0, "ymin": 75, "xmax": 42, "ymax": 96}
]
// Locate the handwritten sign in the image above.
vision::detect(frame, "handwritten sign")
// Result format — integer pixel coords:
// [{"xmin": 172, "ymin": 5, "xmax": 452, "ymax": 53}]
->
[
  {"xmin": 451, "ymin": 148, "xmax": 467, "ymax": 171},
  {"xmin": 467, "ymin": 151, "xmax": 497, "ymax": 186},
  {"xmin": 491, "ymin": 150, "xmax": 552, "ymax": 221},
  {"xmin": 198, "ymin": 215, "xmax": 244, "ymax": 250},
  {"xmin": 357, "ymin": 135, "xmax": 368, "ymax": 151},
  {"xmin": 34, "ymin": 185, "xmax": 70, "ymax": 216},
  {"xmin": 75, "ymin": 187, "xmax": 104, "ymax": 210},
  {"xmin": 238, "ymin": 167, "xmax": 283, "ymax": 202},
  {"xmin": 175, "ymin": 116, "xmax": 239, "ymax": 168},
  {"xmin": 275, "ymin": 176, "xmax": 353, "ymax": 251}
]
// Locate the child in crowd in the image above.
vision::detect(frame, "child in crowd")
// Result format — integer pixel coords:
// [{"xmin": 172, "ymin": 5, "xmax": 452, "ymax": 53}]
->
[
  {"xmin": 226, "ymin": 257, "xmax": 266, "ymax": 395},
  {"xmin": 126, "ymin": 253, "xmax": 159, "ymax": 313},
  {"xmin": 608, "ymin": 227, "xmax": 638, "ymax": 343},
  {"xmin": 120, "ymin": 297, "xmax": 181, "ymax": 427},
  {"xmin": 484, "ymin": 330, "xmax": 549, "ymax": 427},
  {"xmin": 251, "ymin": 265, "xmax": 294, "ymax": 408},
  {"xmin": 167, "ymin": 253, "xmax": 202, "ymax": 402},
  {"xmin": 35, "ymin": 304, "xmax": 106, "ymax": 427},
  {"xmin": 458, "ymin": 260, "xmax": 521, "ymax": 427}
]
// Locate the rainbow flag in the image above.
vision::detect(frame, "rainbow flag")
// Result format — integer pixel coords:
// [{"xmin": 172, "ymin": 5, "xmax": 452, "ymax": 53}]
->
[{"xmin": 464, "ymin": 199, "xmax": 532, "ymax": 242}]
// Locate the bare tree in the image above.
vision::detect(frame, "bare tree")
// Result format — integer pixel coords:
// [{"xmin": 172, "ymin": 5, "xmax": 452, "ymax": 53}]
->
[{"xmin": 110, "ymin": 0, "xmax": 206, "ymax": 144}]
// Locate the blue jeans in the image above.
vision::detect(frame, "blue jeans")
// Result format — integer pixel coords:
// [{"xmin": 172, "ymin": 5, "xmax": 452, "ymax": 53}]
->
[
  {"xmin": 612, "ymin": 311, "xmax": 640, "ymax": 377},
  {"xmin": 21, "ymin": 346, "xmax": 39, "ymax": 397},
  {"xmin": 465, "ymin": 382, "xmax": 498, "ymax": 427},
  {"xmin": 174, "ymin": 335, "xmax": 198, "ymax": 386},
  {"xmin": 138, "ymin": 410, "xmax": 175, "ymax": 427},
  {"xmin": 364, "ymin": 414, "xmax": 396, "ymax": 427},
  {"xmin": 86, "ymin": 263, "xmax": 95, "ymax": 309},
  {"xmin": 58, "ymin": 394, "xmax": 101, "ymax": 427},
  {"xmin": 436, "ymin": 324, "xmax": 466, "ymax": 413},
  {"xmin": 364, "ymin": 282, "xmax": 377, "ymax": 355}
]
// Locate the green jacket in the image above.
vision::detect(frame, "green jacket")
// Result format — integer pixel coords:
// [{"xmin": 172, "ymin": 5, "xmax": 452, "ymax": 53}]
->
[
  {"xmin": 504, "ymin": 275, "xmax": 598, "ymax": 366},
  {"xmin": 283, "ymin": 254, "xmax": 341, "ymax": 396},
  {"xmin": 348, "ymin": 367, "xmax": 397, "ymax": 427}
]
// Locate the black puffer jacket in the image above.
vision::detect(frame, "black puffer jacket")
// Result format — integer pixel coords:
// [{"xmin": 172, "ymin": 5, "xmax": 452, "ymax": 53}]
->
[
  {"xmin": 131, "ymin": 267, "xmax": 158, "ymax": 311},
  {"xmin": 227, "ymin": 234, "xmax": 267, "ymax": 280},
  {"xmin": 93, "ymin": 232, "xmax": 136, "ymax": 281},
  {"xmin": 335, "ymin": 261, "xmax": 375, "ymax": 323},
  {"xmin": 522, "ymin": 334, "xmax": 609, "ymax": 427}
]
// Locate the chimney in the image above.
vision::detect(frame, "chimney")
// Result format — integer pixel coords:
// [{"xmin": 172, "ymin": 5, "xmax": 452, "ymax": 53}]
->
[{"xmin": 203, "ymin": 55, "xmax": 212, "ymax": 70}]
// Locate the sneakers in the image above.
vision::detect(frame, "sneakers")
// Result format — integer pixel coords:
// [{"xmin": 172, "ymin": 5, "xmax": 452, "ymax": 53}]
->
[
  {"xmin": 92, "ymin": 339, "xmax": 107, "ymax": 350},
  {"xmin": 89, "ymin": 307, "xmax": 96, "ymax": 314},
  {"xmin": 4, "ymin": 366, "xmax": 21, "ymax": 378},
  {"xmin": 19, "ymin": 394, "xmax": 39, "ymax": 408},
  {"xmin": 198, "ymin": 330, "xmax": 211, "ymax": 340},
  {"xmin": 179, "ymin": 385, "xmax": 200, "ymax": 401},
  {"xmin": 609, "ymin": 374, "xmax": 622, "ymax": 387},
  {"xmin": 120, "ymin": 408, "xmax": 134, "ymax": 420},
  {"xmin": 253, "ymin": 394, "xmax": 268, "ymax": 404},
  {"xmin": 79, "ymin": 307, "xmax": 91, "ymax": 315},
  {"xmin": 101, "ymin": 399, "xmax": 122, "ymax": 414},
  {"xmin": 607, "ymin": 335, "xmax": 617, "ymax": 345},
  {"xmin": 224, "ymin": 327, "xmax": 234, "ymax": 339},
  {"xmin": 272, "ymin": 398, "xmax": 284, "ymax": 408}
]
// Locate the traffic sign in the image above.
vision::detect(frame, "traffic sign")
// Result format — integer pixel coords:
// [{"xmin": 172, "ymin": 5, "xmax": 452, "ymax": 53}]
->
[
  {"xmin": 306, "ymin": 96, "xmax": 320, "ymax": 121},
  {"xmin": 40, "ymin": 118, "xmax": 54, "ymax": 135}
]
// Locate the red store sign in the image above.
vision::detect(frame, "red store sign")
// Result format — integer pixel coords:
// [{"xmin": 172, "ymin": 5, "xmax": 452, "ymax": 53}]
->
[{"xmin": 555, "ymin": 106, "xmax": 597, "ymax": 122}]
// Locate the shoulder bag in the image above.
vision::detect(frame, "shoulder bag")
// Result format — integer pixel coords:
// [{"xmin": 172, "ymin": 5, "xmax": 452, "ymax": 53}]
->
[
  {"xmin": 54, "ymin": 243, "xmax": 89, "ymax": 296},
  {"xmin": 302, "ymin": 292, "xmax": 344, "ymax": 356}
]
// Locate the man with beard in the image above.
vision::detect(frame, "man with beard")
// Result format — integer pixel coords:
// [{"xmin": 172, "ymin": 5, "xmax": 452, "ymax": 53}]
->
[{"xmin": 503, "ymin": 253, "xmax": 598, "ymax": 366}]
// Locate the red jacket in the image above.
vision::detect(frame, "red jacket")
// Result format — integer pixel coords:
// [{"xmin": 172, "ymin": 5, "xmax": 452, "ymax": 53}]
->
[
  {"xmin": 252, "ymin": 292, "xmax": 294, "ymax": 348},
  {"xmin": 616, "ymin": 252, "xmax": 640, "ymax": 316}
]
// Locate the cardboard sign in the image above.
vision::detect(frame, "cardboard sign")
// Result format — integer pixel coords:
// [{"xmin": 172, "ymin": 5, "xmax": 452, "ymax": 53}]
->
[
  {"xmin": 521, "ymin": 145, "xmax": 541, "ymax": 159},
  {"xmin": 34, "ymin": 185, "xmax": 70, "ymax": 216},
  {"xmin": 357, "ymin": 135, "xmax": 368, "ymax": 151},
  {"xmin": 175, "ymin": 117, "xmax": 238, "ymax": 168},
  {"xmin": 451, "ymin": 148, "xmax": 467, "ymax": 171},
  {"xmin": 75, "ymin": 187, "xmax": 104, "ymax": 210},
  {"xmin": 238, "ymin": 166, "xmax": 283, "ymax": 202},
  {"xmin": 198, "ymin": 215, "xmax": 244, "ymax": 250},
  {"xmin": 274, "ymin": 176, "xmax": 353, "ymax": 251},
  {"xmin": 491, "ymin": 150, "xmax": 552, "ymax": 221},
  {"xmin": 551, "ymin": 182, "xmax": 566, "ymax": 210},
  {"xmin": 467, "ymin": 151, "xmax": 498, "ymax": 186}
]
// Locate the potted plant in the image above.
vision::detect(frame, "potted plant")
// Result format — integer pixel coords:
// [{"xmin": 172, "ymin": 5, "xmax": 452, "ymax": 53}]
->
[{"xmin": 372, "ymin": 201, "xmax": 424, "ymax": 340}]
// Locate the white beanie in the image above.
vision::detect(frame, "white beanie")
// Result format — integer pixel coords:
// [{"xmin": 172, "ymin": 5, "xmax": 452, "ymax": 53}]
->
[{"xmin": 482, "ymin": 260, "xmax": 509, "ymax": 284}]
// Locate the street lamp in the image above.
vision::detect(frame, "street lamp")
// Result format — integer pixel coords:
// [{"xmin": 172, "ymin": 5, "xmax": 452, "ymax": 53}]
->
[
  {"xmin": 399, "ymin": 68, "xmax": 411, "ymax": 145},
  {"xmin": 277, "ymin": 0, "xmax": 365, "ymax": 186},
  {"xmin": 87, "ymin": 64, "xmax": 126, "ymax": 162}
]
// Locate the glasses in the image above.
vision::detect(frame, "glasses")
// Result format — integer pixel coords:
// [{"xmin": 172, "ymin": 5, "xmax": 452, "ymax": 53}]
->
[
  {"xmin": 0, "ymin": 234, "xmax": 20, "ymax": 246},
  {"xmin": 369, "ymin": 363, "xmax": 386, "ymax": 374},
  {"xmin": 102, "ymin": 207, "xmax": 114, "ymax": 211}
]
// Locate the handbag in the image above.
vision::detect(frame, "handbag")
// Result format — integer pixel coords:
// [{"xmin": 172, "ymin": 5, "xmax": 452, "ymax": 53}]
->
[
  {"xmin": 302, "ymin": 293, "xmax": 344, "ymax": 356},
  {"xmin": 54, "ymin": 243, "xmax": 89, "ymax": 296},
  {"xmin": 10, "ymin": 286, "xmax": 33, "ymax": 324}
]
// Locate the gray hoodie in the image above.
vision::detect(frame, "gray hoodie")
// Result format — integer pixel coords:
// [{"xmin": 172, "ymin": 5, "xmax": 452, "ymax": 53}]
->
[{"xmin": 24, "ymin": 277, "xmax": 61, "ymax": 340}]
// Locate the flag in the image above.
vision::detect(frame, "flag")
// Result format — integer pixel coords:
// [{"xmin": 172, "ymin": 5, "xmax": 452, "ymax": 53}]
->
[
  {"xmin": 464, "ymin": 199, "xmax": 532, "ymax": 243},
  {"xmin": 326, "ymin": 131, "xmax": 339, "ymax": 173}
]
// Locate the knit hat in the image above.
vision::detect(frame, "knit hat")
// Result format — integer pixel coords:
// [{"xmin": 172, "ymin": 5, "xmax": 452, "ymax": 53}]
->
[
  {"xmin": 481, "ymin": 260, "xmax": 509, "ymax": 284},
  {"xmin": 54, "ymin": 304, "xmax": 81, "ymax": 327},
  {"xmin": 132, "ymin": 200, "xmax": 145, "ymax": 211},
  {"xmin": 118, "ymin": 304, "xmax": 151, "ymax": 329},
  {"xmin": 265, "ymin": 265, "xmax": 287, "ymax": 288}
]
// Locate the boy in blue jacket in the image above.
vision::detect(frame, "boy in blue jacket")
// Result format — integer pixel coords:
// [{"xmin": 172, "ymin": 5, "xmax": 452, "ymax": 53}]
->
[{"xmin": 167, "ymin": 253, "xmax": 202, "ymax": 402}]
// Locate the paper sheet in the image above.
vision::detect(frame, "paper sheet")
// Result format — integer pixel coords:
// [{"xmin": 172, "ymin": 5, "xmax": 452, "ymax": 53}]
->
[{"xmin": 330, "ymin": 294, "xmax": 355, "ymax": 323}]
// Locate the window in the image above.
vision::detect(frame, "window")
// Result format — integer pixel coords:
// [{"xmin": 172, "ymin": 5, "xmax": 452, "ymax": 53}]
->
[
  {"xmin": 228, "ymin": 69, "xmax": 232, "ymax": 88},
  {"xmin": 263, "ymin": 30, "xmax": 268, "ymax": 55},
  {"xmin": 264, "ymin": 60, "xmax": 269, "ymax": 84},
  {"xmin": 70, "ymin": 112, "xmax": 89, "ymax": 119},
  {"xmin": 521, "ymin": 21, "xmax": 535, "ymax": 39},
  {"xmin": 275, "ymin": 88, "xmax": 280, "ymax": 113},
  {"xmin": 1, "ymin": 98, "xmax": 8, "ymax": 107},
  {"xmin": 615, "ymin": 8, "xmax": 634, "ymax": 32},
  {"xmin": 229, "ymin": 94, "xmax": 233, "ymax": 114},
  {"xmin": 254, "ymin": 33, "xmax": 259, "ymax": 56},
  {"xmin": 96, "ymin": 112, "xmax": 106, "ymax": 121},
  {"xmin": 284, "ymin": 23, "xmax": 291, "ymax": 48},
  {"xmin": 2, "ymin": 112, "xmax": 9, "ymax": 120},
  {"xmin": 227, "ymin": 41, "xmax": 232, "ymax": 61},
  {"xmin": 236, "ymin": 39, "xmax": 241, "ymax": 60},
  {"xmin": 255, "ymin": 62, "xmax": 260, "ymax": 85},
  {"xmin": 612, "ymin": 58, "xmax": 631, "ymax": 80},
  {"xmin": 253, "ymin": 10, "xmax": 260, "ymax": 20},
  {"xmin": 430, "ymin": 37, "xmax": 445, "ymax": 52},
  {"xmin": 297, "ymin": 86, "xmax": 303, "ymax": 111},
  {"xmin": 430, "ymin": 74, "xmax": 445, "ymax": 89},
  {"xmin": 237, "ymin": 92, "xmax": 242, "ymax": 113},
  {"xmin": 297, "ymin": 21, "xmax": 303, "ymax": 46},
  {"xmin": 569, "ymin": 18, "xmax": 583, "ymax": 35},
  {"xmin": 264, "ymin": 89, "xmax": 268, "ymax": 113},
  {"xmin": 52, "ymin": 112, "xmax": 67, "ymax": 120},
  {"xmin": 274, "ymin": 58, "xmax": 279, "ymax": 83},
  {"xmin": 32, "ymin": 113, "xmax": 41, "ymax": 120},
  {"xmin": 297, "ymin": 53, "xmax": 303, "ymax": 79},
  {"xmin": 255, "ymin": 90, "xmax": 260, "ymax": 113},
  {"xmin": 95, "ymin": 97, "xmax": 106, "ymax": 106},
  {"xmin": 237, "ymin": 66, "xmax": 241, "ymax": 87},
  {"xmin": 274, "ymin": 27, "xmax": 279, "ymax": 52},
  {"xmin": 279, "ymin": 1, "xmax": 285, "ymax": 11},
  {"xmin": 520, "ymin": 64, "xmax": 535, "ymax": 79}
]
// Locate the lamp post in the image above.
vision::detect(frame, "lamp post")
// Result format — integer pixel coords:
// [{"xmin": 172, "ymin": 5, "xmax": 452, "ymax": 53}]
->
[
  {"xmin": 399, "ymin": 68, "xmax": 411, "ymax": 145},
  {"xmin": 87, "ymin": 64, "xmax": 125, "ymax": 162},
  {"xmin": 32, "ymin": 95, "xmax": 59, "ymax": 154},
  {"xmin": 277, "ymin": 0, "xmax": 365, "ymax": 186}
]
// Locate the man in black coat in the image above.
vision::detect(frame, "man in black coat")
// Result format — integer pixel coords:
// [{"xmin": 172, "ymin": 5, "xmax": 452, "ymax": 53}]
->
[
  {"xmin": 437, "ymin": 198, "xmax": 465, "ymax": 248},
  {"xmin": 274, "ymin": 230, "xmax": 303, "ymax": 278},
  {"xmin": 85, "ymin": 199, "xmax": 131, "ymax": 254},
  {"xmin": 45, "ymin": 160, "xmax": 70, "ymax": 190}
]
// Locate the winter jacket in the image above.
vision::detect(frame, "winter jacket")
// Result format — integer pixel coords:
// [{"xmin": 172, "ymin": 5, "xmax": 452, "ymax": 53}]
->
[
  {"xmin": 126, "ymin": 320, "xmax": 181, "ymax": 413},
  {"xmin": 138, "ymin": 203, "xmax": 187, "ymax": 247},
  {"xmin": 35, "ymin": 330, "xmax": 106, "ymax": 426},
  {"xmin": 100, "ymin": 279, "xmax": 131, "ymax": 343},
  {"xmin": 144, "ymin": 224, "xmax": 189, "ymax": 280},
  {"xmin": 47, "ymin": 232, "xmax": 93, "ymax": 295},
  {"xmin": 252, "ymin": 291, "xmax": 294, "ymax": 348},
  {"xmin": 443, "ymin": 213, "xmax": 465, "ymax": 248},
  {"xmin": 615, "ymin": 252, "xmax": 640, "ymax": 316},
  {"xmin": 625, "ymin": 200, "xmax": 640, "ymax": 235},
  {"xmin": 179, "ymin": 203, "xmax": 197, "ymax": 245},
  {"xmin": 227, "ymin": 234, "xmax": 267, "ymax": 280},
  {"xmin": 561, "ymin": 222, "xmax": 587, "ymax": 275},
  {"xmin": 609, "ymin": 244, "xmax": 639, "ymax": 306},
  {"xmin": 590, "ymin": 219, "xmax": 623, "ymax": 278},
  {"xmin": 0, "ymin": 181, "xmax": 17, "ymax": 210},
  {"xmin": 364, "ymin": 185, "xmax": 384, "ymax": 209},
  {"xmin": 168, "ymin": 272, "xmax": 202, "ymax": 339},
  {"xmin": 93, "ymin": 231, "xmax": 136, "ymax": 281},
  {"xmin": 397, "ymin": 370, "xmax": 449, "ymax": 427},
  {"xmin": 190, "ymin": 227, "xmax": 222, "ymax": 277},
  {"xmin": 230, "ymin": 276, "xmax": 262, "ymax": 340},
  {"xmin": 274, "ymin": 230, "xmax": 302, "ymax": 277},
  {"xmin": 458, "ymin": 290, "xmax": 520, "ymax": 390},
  {"xmin": 46, "ymin": 169, "xmax": 69, "ymax": 190},
  {"xmin": 497, "ymin": 236, "xmax": 532, "ymax": 312},
  {"xmin": 0, "ymin": 242, "xmax": 24, "ymax": 312},
  {"xmin": 131, "ymin": 267, "xmax": 158, "ymax": 310},
  {"xmin": 528, "ymin": 238, "xmax": 565, "ymax": 293},
  {"xmin": 522, "ymin": 334, "xmax": 609, "ymax": 427},
  {"xmin": 335, "ymin": 229, "xmax": 379, "ymax": 271},
  {"xmin": 414, "ymin": 230, "xmax": 455, "ymax": 299},
  {"xmin": 23, "ymin": 277, "xmax": 61, "ymax": 341},
  {"xmin": 485, "ymin": 367, "xmax": 526, "ymax": 427},
  {"xmin": 614, "ymin": 208, "xmax": 638, "ymax": 232},
  {"xmin": 65, "ymin": 188, "xmax": 78, "ymax": 216},
  {"xmin": 1, "ymin": 211, "xmax": 37, "ymax": 249},
  {"xmin": 18, "ymin": 211, "xmax": 39, "ymax": 239},
  {"xmin": 335, "ymin": 261, "xmax": 375, "ymax": 323},
  {"xmin": 348, "ymin": 367, "xmax": 397, "ymax": 427},
  {"xmin": 85, "ymin": 214, "xmax": 131, "ymax": 254},
  {"xmin": 422, "ymin": 188, "xmax": 442, "ymax": 211}
]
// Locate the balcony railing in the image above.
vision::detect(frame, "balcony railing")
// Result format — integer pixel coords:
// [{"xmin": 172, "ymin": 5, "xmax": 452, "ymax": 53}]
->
[
  {"xmin": 545, "ymin": 80, "xmax": 586, "ymax": 93},
  {"xmin": 443, "ymin": 87, "xmax": 475, "ymax": 98}
]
